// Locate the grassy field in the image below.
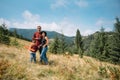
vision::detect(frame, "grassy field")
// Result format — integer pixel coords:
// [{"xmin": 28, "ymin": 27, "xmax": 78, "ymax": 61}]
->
[{"xmin": 0, "ymin": 38, "xmax": 120, "ymax": 80}]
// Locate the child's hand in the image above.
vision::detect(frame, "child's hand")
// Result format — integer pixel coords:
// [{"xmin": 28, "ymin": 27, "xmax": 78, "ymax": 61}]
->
[{"xmin": 30, "ymin": 49, "xmax": 35, "ymax": 52}]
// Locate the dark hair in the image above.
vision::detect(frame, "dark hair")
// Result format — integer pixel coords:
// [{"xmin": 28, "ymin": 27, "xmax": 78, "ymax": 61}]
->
[{"xmin": 41, "ymin": 31, "xmax": 47, "ymax": 36}]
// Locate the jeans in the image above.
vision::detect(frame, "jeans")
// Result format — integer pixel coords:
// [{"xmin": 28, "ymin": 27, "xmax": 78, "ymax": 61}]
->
[
  {"xmin": 30, "ymin": 52, "xmax": 36, "ymax": 63},
  {"xmin": 40, "ymin": 46, "xmax": 48, "ymax": 64}
]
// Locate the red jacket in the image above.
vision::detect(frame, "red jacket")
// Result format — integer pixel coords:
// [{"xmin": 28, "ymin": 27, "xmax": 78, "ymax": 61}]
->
[
  {"xmin": 32, "ymin": 32, "xmax": 42, "ymax": 46},
  {"xmin": 30, "ymin": 43, "xmax": 38, "ymax": 52}
]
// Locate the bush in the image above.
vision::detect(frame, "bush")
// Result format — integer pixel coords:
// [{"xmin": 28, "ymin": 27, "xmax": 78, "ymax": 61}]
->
[
  {"xmin": 10, "ymin": 38, "xmax": 19, "ymax": 47},
  {"xmin": 98, "ymin": 66, "xmax": 109, "ymax": 78},
  {"xmin": 0, "ymin": 35, "xmax": 10, "ymax": 45}
]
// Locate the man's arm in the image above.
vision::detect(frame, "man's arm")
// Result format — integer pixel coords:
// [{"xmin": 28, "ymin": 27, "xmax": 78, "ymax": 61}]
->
[{"xmin": 32, "ymin": 33, "xmax": 36, "ymax": 40}]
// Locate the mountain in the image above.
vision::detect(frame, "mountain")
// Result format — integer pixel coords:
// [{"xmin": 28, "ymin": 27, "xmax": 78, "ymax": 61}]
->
[{"xmin": 9, "ymin": 28, "xmax": 74, "ymax": 42}]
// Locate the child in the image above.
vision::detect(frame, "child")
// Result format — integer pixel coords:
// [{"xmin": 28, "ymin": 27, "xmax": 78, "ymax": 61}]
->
[{"xmin": 29, "ymin": 39, "xmax": 38, "ymax": 63}]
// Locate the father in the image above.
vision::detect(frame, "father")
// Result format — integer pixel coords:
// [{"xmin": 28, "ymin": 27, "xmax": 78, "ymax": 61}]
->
[{"xmin": 32, "ymin": 26, "xmax": 42, "ymax": 60}]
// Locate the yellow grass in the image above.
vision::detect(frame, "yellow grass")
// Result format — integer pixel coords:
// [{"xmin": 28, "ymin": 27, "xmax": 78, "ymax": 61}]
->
[{"xmin": 0, "ymin": 38, "xmax": 120, "ymax": 80}]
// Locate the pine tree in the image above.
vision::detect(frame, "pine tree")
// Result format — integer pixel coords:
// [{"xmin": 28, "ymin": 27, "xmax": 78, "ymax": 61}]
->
[
  {"xmin": 83, "ymin": 34, "xmax": 94, "ymax": 56},
  {"xmin": 0, "ymin": 23, "xmax": 10, "ymax": 45},
  {"xmin": 114, "ymin": 17, "xmax": 120, "ymax": 33},
  {"xmin": 75, "ymin": 29, "xmax": 81, "ymax": 49},
  {"xmin": 89, "ymin": 27, "xmax": 106, "ymax": 60},
  {"xmin": 10, "ymin": 29, "xmax": 19, "ymax": 46},
  {"xmin": 107, "ymin": 17, "xmax": 120, "ymax": 64},
  {"xmin": 89, "ymin": 32, "xmax": 101, "ymax": 58},
  {"xmin": 75, "ymin": 29, "xmax": 83, "ymax": 57},
  {"xmin": 100, "ymin": 26, "xmax": 105, "ymax": 32},
  {"xmin": 49, "ymin": 35, "xmax": 60, "ymax": 54},
  {"xmin": 59, "ymin": 34, "xmax": 67, "ymax": 54}
]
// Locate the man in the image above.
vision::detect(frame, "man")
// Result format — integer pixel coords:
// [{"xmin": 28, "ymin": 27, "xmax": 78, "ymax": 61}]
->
[{"xmin": 32, "ymin": 26, "xmax": 42, "ymax": 56}]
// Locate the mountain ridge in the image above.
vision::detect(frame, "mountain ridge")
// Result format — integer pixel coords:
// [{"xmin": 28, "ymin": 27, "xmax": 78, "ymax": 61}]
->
[{"xmin": 9, "ymin": 28, "xmax": 74, "ymax": 42}]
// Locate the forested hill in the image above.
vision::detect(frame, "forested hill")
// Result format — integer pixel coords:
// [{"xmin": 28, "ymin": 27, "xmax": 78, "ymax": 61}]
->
[{"xmin": 9, "ymin": 28, "xmax": 74, "ymax": 42}]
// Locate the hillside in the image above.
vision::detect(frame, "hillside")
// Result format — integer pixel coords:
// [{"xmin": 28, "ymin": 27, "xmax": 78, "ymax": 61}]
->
[
  {"xmin": 9, "ymin": 28, "xmax": 74, "ymax": 42},
  {"xmin": 0, "ymin": 38, "xmax": 120, "ymax": 80}
]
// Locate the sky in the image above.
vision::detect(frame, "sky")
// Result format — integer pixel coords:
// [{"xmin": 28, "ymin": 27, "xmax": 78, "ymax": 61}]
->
[{"xmin": 0, "ymin": 0, "xmax": 120, "ymax": 36}]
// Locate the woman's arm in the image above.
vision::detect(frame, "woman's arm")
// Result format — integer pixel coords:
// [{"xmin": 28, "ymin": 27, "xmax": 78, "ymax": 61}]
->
[{"xmin": 43, "ymin": 36, "xmax": 49, "ymax": 47}]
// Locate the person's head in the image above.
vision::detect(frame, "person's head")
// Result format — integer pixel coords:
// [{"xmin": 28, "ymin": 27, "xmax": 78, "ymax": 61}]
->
[
  {"xmin": 37, "ymin": 26, "xmax": 41, "ymax": 32},
  {"xmin": 41, "ymin": 31, "xmax": 47, "ymax": 37}
]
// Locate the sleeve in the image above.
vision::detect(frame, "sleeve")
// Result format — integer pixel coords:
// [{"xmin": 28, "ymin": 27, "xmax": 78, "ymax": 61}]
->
[{"xmin": 29, "ymin": 43, "xmax": 35, "ymax": 52}]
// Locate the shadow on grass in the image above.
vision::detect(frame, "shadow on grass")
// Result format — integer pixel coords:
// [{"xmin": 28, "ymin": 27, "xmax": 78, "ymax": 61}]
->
[
  {"xmin": 48, "ymin": 60, "xmax": 58, "ymax": 66},
  {"xmin": 35, "ymin": 60, "xmax": 58, "ymax": 66}
]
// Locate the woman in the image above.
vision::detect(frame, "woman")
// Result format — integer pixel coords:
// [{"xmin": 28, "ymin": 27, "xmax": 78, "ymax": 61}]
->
[{"xmin": 40, "ymin": 31, "xmax": 49, "ymax": 65}]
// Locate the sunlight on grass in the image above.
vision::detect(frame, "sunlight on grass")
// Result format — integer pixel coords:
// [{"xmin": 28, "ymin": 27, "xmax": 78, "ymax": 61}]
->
[{"xmin": 0, "ymin": 38, "xmax": 120, "ymax": 80}]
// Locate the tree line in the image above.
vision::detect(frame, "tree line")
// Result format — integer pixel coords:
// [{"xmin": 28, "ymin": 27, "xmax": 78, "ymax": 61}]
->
[
  {"xmin": 0, "ymin": 23, "xmax": 30, "ymax": 45},
  {"xmin": 1, "ymin": 18, "xmax": 119, "ymax": 64},
  {"xmin": 49, "ymin": 18, "xmax": 120, "ymax": 65}
]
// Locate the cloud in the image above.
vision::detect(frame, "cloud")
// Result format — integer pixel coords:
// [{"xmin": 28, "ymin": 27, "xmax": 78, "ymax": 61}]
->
[
  {"xmin": 12, "ymin": 21, "xmax": 41, "ymax": 29},
  {"xmin": 51, "ymin": 0, "xmax": 68, "ymax": 9},
  {"xmin": 58, "ymin": 19, "xmax": 78, "ymax": 36},
  {"xmin": 75, "ymin": 0, "xmax": 89, "ymax": 7},
  {"xmin": 0, "ymin": 10, "xmax": 96, "ymax": 36},
  {"xmin": 95, "ymin": 19, "xmax": 104, "ymax": 27},
  {"xmin": 0, "ymin": 18, "xmax": 11, "ymax": 27},
  {"xmin": 12, "ymin": 10, "xmax": 41, "ymax": 29},
  {"xmin": 82, "ymin": 29, "xmax": 94, "ymax": 36},
  {"xmin": 41, "ymin": 22, "xmax": 61, "ymax": 31},
  {"xmin": 22, "ymin": 10, "xmax": 40, "ymax": 22},
  {"xmin": 41, "ymin": 19, "xmax": 78, "ymax": 36},
  {"xmin": 94, "ymin": 18, "xmax": 115, "ymax": 31},
  {"xmin": 51, "ymin": 0, "xmax": 89, "ymax": 9},
  {"xmin": 95, "ymin": 18, "xmax": 114, "ymax": 31},
  {"xmin": 105, "ymin": 27, "xmax": 112, "ymax": 32}
]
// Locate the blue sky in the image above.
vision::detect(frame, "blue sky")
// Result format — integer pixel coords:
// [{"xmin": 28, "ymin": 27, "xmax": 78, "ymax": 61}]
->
[{"xmin": 0, "ymin": 0, "xmax": 120, "ymax": 36}]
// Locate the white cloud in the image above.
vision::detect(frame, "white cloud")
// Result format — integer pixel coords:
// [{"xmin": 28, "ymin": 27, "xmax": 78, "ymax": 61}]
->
[
  {"xmin": 0, "ymin": 18, "xmax": 11, "ymax": 27},
  {"xmin": 51, "ymin": 0, "xmax": 67, "ymax": 9},
  {"xmin": 95, "ymin": 18, "xmax": 114, "ymax": 27},
  {"xmin": 95, "ymin": 18, "xmax": 114, "ymax": 32},
  {"xmin": 51, "ymin": 0, "xmax": 89, "ymax": 9},
  {"xmin": 22, "ymin": 10, "xmax": 40, "ymax": 22},
  {"xmin": 12, "ymin": 21, "xmax": 40, "ymax": 29},
  {"xmin": 82, "ymin": 29, "xmax": 94, "ymax": 36},
  {"xmin": 95, "ymin": 19, "xmax": 104, "ymax": 27},
  {"xmin": 12, "ymin": 10, "xmax": 41, "ymax": 29},
  {"xmin": 105, "ymin": 27, "xmax": 112, "ymax": 32},
  {"xmin": 41, "ymin": 20, "xmax": 77, "ymax": 36},
  {"xmin": 41, "ymin": 22, "xmax": 61, "ymax": 31},
  {"xmin": 59, "ymin": 21, "xmax": 77, "ymax": 36},
  {"xmin": 0, "ymin": 10, "xmax": 96, "ymax": 36},
  {"xmin": 75, "ymin": 0, "xmax": 89, "ymax": 7}
]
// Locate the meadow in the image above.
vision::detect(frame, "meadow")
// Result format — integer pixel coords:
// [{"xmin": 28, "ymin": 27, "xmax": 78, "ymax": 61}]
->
[{"xmin": 0, "ymin": 38, "xmax": 120, "ymax": 80}]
